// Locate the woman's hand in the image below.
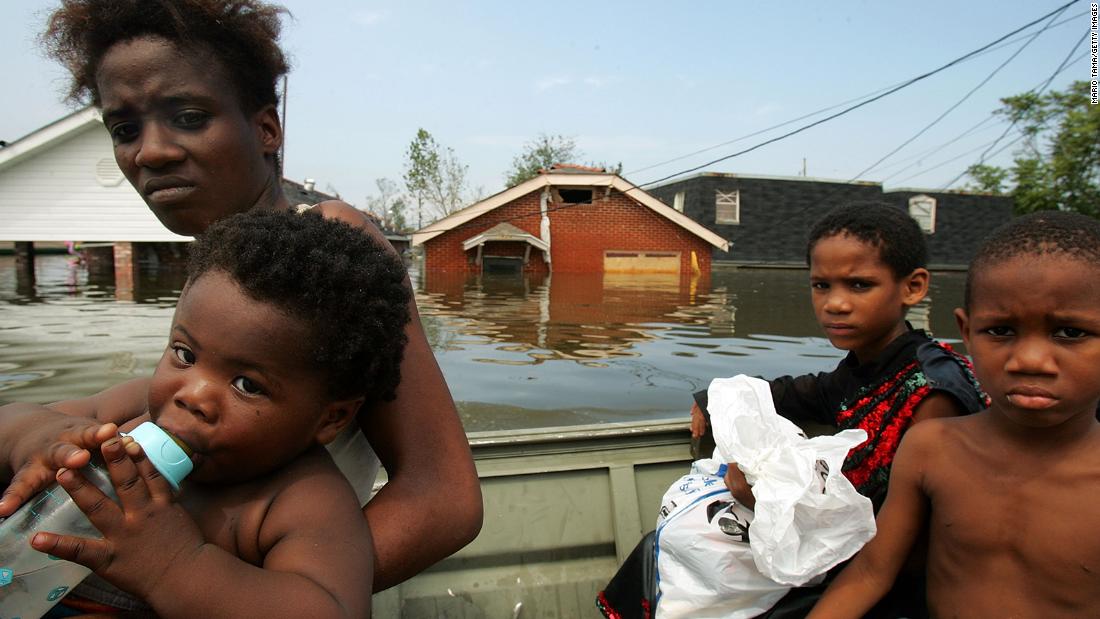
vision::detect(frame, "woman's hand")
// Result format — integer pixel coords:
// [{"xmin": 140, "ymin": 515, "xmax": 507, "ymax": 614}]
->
[
  {"xmin": 29, "ymin": 434, "xmax": 205, "ymax": 601},
  {"xmin": 724, "ymin": 462, "xmax": 756, "ymax": 510},
  {"xmin": 0, "ymin": 406, "xmax": 117, "ymax": 517}
]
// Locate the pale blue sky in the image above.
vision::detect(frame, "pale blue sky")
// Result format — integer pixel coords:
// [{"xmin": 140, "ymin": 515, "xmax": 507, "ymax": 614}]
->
[{"xmin": 1, "ymin": 1, "xmax": 1092, "ymax": 210}]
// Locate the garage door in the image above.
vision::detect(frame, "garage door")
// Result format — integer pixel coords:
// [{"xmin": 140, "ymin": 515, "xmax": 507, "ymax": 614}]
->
[{"xmin": 603, "ymin": 251, "xmax": 681, "ymax": 274}]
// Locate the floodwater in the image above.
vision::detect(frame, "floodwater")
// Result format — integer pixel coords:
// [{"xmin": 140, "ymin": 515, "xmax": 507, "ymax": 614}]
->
[{"xmin": 0, "ymin": 255, "xmax": 968, "ymax": 432}]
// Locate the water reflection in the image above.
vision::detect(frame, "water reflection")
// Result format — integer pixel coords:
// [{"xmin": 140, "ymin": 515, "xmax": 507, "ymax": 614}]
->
[
  {"xmin": 414, "ymin": 267, "xmax": 966, "ymax": 431},
  {"xmin": 1, "ymin": 255, "xmax": 968, "ymax": 432}
]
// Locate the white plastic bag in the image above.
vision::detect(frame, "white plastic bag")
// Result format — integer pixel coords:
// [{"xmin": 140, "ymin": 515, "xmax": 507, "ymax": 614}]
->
[
  {"xmin": 654, "ymin": 375, "xmax": 875, "ymax": 618},
  {"xmin": 655, "ymin": 459, "xmax": 786, "ymax": 619},
  {"xmin": 708, "ymin": 375, "xmax": 875, "ymax": 585}
]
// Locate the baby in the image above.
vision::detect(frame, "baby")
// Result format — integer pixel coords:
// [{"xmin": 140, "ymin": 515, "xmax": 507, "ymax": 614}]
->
[{"xmin": 0, "ymin": 209, "xmax": 410, "ymax": 617}]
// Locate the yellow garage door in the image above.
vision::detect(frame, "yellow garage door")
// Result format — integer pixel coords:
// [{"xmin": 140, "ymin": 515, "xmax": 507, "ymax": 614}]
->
[{"xmin": 603, "ymin": 250, "xmax": 681, "ymax": 274}]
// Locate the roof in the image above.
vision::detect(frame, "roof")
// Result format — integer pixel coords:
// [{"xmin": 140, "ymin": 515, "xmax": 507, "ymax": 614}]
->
[
  {"xmin": 412, "ymin": 172, "xmax": 730, "ymax": 251},
  {"xmin": 646, "ymin": 170, "xmax": 882, "ymax": 189},
  {"xmin": 0, "ymin": 107, "xmax": 101, "ymax": 174},
  {"xmin": 540, "ymin": 163, "xmax": 607, "ymax": 174},
  {"xmin": 0, "ymin": 106, "xmax": 354, "ymax": 221},
  {"xmin": 282, "ymin": 178, "xmax": 339, "ymax": 206},
  {"xmin": 462, "ymin": 222, "xmax": 549, "ymax": 252}
]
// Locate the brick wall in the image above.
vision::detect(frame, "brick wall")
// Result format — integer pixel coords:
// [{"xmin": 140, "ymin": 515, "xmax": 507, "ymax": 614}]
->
[{"xmin": 423, "ymin": 189, "xmax": 714, "ymax": 274}]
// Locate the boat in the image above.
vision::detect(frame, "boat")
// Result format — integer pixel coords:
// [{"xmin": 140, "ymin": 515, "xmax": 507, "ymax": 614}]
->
[{"xmin": 372, "ymin": 419, "xmax": 693, "ymax": 617}]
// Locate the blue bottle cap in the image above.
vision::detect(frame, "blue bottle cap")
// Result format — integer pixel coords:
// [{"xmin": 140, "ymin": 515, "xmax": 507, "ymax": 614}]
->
[{"xmin": 123, "ymin": 422, "xmax": 194, "ymax": 491}]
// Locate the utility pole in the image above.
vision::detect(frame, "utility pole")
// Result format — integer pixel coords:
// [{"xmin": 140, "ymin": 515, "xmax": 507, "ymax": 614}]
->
[{"xmin": 280, "ymin": 76, "xmax": 288, "ymax": 169}]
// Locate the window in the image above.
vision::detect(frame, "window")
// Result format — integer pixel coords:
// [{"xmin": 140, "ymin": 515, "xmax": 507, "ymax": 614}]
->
[
  {"xmin": 557, "ymin": 188, "xmax": 593, "ymax": 204},
  {"xmin": 715, "ymin": 190, "xmax": 740, "ymax": 224},
  {"xmin": 672, "ymin": 191, "xmax": 685, "ymax": 212},
  {"xmin": 908, "ymin": 194, "xmax": 936, "ymax": 233}
]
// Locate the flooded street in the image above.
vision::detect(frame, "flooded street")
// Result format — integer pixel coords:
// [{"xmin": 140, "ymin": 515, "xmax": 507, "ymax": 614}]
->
[{"xmin": 0, "ymin": 255, "xmax": 968, "ymax": 431}]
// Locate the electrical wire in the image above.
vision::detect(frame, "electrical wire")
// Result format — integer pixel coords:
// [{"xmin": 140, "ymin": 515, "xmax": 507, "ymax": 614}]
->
[
  {"xmin": 625, "ymin": 8, "xmax": 1086, "ymax": 179},
  {"xmin": 939, "ymin": 29, "xmax": 1090, "ymax": 189},
  {"xmin": 414, "ymin": 3, "xmax": 1083, "ymax": 241},
  {"xmin": 635, "ymin": 0, "xmax": 1078, "ymax": 189},
  {"xmin": 849, "ymin": 4, "xmax": 1067, "ymax": 181}
]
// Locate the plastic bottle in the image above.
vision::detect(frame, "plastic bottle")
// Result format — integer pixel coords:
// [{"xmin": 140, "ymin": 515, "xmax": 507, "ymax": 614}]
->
[{"xmin": 0, "ymin": 422, "xmax": 192, "ymax": 618}]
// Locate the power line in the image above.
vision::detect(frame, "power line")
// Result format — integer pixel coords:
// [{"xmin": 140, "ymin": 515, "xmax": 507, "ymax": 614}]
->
[
  {"xmin": 874, "ymin": 116, "xmax": 1004, "ymax": 176},
  {"xmin": 850, "ymin": 4, "xmax": 1067, "ymax": 181},
  {"xmin": 892, "ymin": 132, "xmax": 1026, "ymax": 186},
  {"xmin": 636, "ymin": 0, "xmax": 1078, "ymax": 190},
  {"xmin": 883, "ymin": 49, "xmax": 1086, "ymax": 185},
  {"xmin": 417, "ymin": 4, "xmax": 1082, "ymax": 241},
  {"xmin": 939, "ymin": 28, "xmax": 1089, "ymax": 190},
  {"xmin": 625, "ymin": 9, "xmax": 1086, "ymax": 179}
]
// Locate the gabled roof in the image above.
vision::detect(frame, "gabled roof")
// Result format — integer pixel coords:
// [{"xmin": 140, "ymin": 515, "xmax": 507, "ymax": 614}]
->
[
  {"xmin": 412, "ymin": 172, "xmax": 730, "ymax": 251},
  {"xmin": 462, "ymin": 222, "xmax": 549, "ymax": 252},
  {"xmin": 0, "ymin": 107, "xmax": 101, "ymax": 174}
]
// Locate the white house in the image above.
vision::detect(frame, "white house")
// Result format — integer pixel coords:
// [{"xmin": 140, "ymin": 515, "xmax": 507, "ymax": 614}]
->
[{"xmin": 0, "ymin": 107, "xmax": 189, "ymax": 243}]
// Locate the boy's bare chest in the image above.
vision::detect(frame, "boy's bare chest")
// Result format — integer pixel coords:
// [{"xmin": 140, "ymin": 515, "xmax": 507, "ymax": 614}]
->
[{"xmin": 927, "ymin": 450, "xmax": 1100, "ymax": 587}]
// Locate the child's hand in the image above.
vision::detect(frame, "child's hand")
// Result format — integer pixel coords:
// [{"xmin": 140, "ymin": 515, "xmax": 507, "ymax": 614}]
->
[
  {"xmin": 29, "ymin": 434, "xmax": 205, "ymax": 600},
  {"xmin": 690, "ymin": 403, "xmax": 707, "ymax": 439},
  {"xmin": 0, "ymin": 418, "xmax": 117, "ymax": 517},
  {"xmin": 724, "ymin": 463, "xmax": 756, "ymax": 510}
]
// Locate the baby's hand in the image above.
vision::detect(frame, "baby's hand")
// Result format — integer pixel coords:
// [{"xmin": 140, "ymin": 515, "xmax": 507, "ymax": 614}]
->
[
  {"xmin": 30, "ymin": 434, "xmax": 204, "ymax": 600},
  {"xmin": 0, "ymin": 419, "xmax": 117, "ymax": 517}
]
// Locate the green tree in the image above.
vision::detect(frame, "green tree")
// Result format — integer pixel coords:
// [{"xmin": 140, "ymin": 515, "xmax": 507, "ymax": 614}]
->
[
  {"xmin": 505, "ymin": 134, "xmax": 580, "ymax": 186},
  {"xmin": 403, "ymin": 128, "xmax": 441, "ymax": 228},
  {"xmin": 505, "ymin": 134, "xmax": 624, "ymax": 186},
  {"xmin": 403, "ymin": 128, "xmax": 472, "ymax": 225},
  {"xmin": 962, "ymin": 163, "xmax": 1008, "ymax": 195},
  {"xmin": 964, "ymin": 81, "xmax": 1100, "ymax": 217}
]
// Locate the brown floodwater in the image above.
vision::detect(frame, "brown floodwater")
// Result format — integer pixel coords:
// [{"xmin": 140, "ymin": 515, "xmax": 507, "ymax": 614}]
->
[{"xmin": 0, "ymin": 255, "xmax": 968, "ymax": 431}]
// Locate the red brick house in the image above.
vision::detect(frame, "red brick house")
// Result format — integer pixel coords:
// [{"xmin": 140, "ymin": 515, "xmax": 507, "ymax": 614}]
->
[{"xmin": 412, "ymin": 165, "xmax": 729, "ymax": 275}]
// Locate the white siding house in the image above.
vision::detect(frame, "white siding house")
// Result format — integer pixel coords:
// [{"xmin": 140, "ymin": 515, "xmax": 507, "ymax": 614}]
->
[{"xmin": 0, "ymin": 107, "xmax": 190, "ymax": 243}]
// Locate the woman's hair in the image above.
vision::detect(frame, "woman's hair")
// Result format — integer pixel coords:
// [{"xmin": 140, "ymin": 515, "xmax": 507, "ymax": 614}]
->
[
  {"xmin": 806, "ymin": 203, "xmax": 928, "ymax": 279},
  {"xmin": 188, "ymin": 209, "xmax": 412, "ymax": 404},
  {"xmin": 42, "ymin": 0, "xmax": 289, "ymax": 113}
]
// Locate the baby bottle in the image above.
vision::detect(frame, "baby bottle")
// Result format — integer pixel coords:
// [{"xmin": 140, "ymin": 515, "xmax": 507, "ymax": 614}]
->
[{"xmin": 0, "ymin": 422, "xmax": 192, "ymax": 618}]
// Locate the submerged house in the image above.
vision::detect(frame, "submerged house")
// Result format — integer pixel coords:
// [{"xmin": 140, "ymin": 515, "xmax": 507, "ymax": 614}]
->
[
  {"xmin": 646, "ymin": 172, "xmax": 1013, "ymax": 269},
  {"xmin": 412, "ymin": 165, "xmax": 729, "ymax": 276},
  {"xmin": 0, "ymin": 107, "xmax": 403, "ymax": 270}
]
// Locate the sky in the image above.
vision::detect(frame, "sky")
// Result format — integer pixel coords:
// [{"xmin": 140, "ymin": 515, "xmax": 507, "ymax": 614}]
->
[{"xmin": 0, "ymin": 0, "xmax": 1093, "ymax": 213}]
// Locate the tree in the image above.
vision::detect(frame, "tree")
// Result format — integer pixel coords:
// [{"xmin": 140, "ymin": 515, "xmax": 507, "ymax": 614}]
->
[
  {"xmin": 403, "ymin": 128, "xmax": 472, "ymax": 225},
  {"xmin": 962, "ymin": 163, "xmax": 1008, "ymax": 195},
  {"xmin": 426, "ymin": 145, "xmax": 471, "ymax": 219},
  {"xmin": 505, "ymin": 134, "xmax": 580, "ymax": 186},
  {"xmin": 964, "ymin": 81, "xmax": 1100, "ymax": 217},
  {"xmin": 505, "ymin": 133, "xmax": 624, "ymax": 186},
  {"xmin": 365, "ymin": 177, "xmax": 408, "ymax": 232},
  {"xmin": 403, "ymin": 129, "xmax": 440, "ymax": 228}
]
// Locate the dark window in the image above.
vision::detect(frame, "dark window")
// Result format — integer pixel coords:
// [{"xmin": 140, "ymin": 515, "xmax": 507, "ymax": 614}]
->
[{"xmin": 559, "ymin": 188, "xmax": 593, "ymax": 204}]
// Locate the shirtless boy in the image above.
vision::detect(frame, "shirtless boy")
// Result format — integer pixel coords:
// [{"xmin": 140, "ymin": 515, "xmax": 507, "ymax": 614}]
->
[
  {"xmin": 0, "ymin": 209, "xmax": 410, "ymax": 617},
  {"xmin": 808, "ymin": 211, "xmax": 1100, "ymax": 618}
]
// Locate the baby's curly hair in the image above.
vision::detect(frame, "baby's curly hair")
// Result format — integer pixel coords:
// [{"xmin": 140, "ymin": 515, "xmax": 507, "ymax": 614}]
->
[
  {"xmin": 806, "ymin": 203, "xmax": 928, "ymax": 279},
  {"xmin": 42, "ymin": 0, "xmax": 289, "ymax": 113},
  {"xmin": 965, "ymin": 211, "xmax": 1100, "ymax": 309},
  {"xmin": 188, "ymin": 210, "xmax": 411, "ymax": 405}
]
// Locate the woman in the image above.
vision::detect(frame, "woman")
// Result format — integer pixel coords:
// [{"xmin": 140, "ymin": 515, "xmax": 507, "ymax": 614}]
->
[{"xmin": 1, "ymin": 0, "xmax": 482, "ymax": 592}]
